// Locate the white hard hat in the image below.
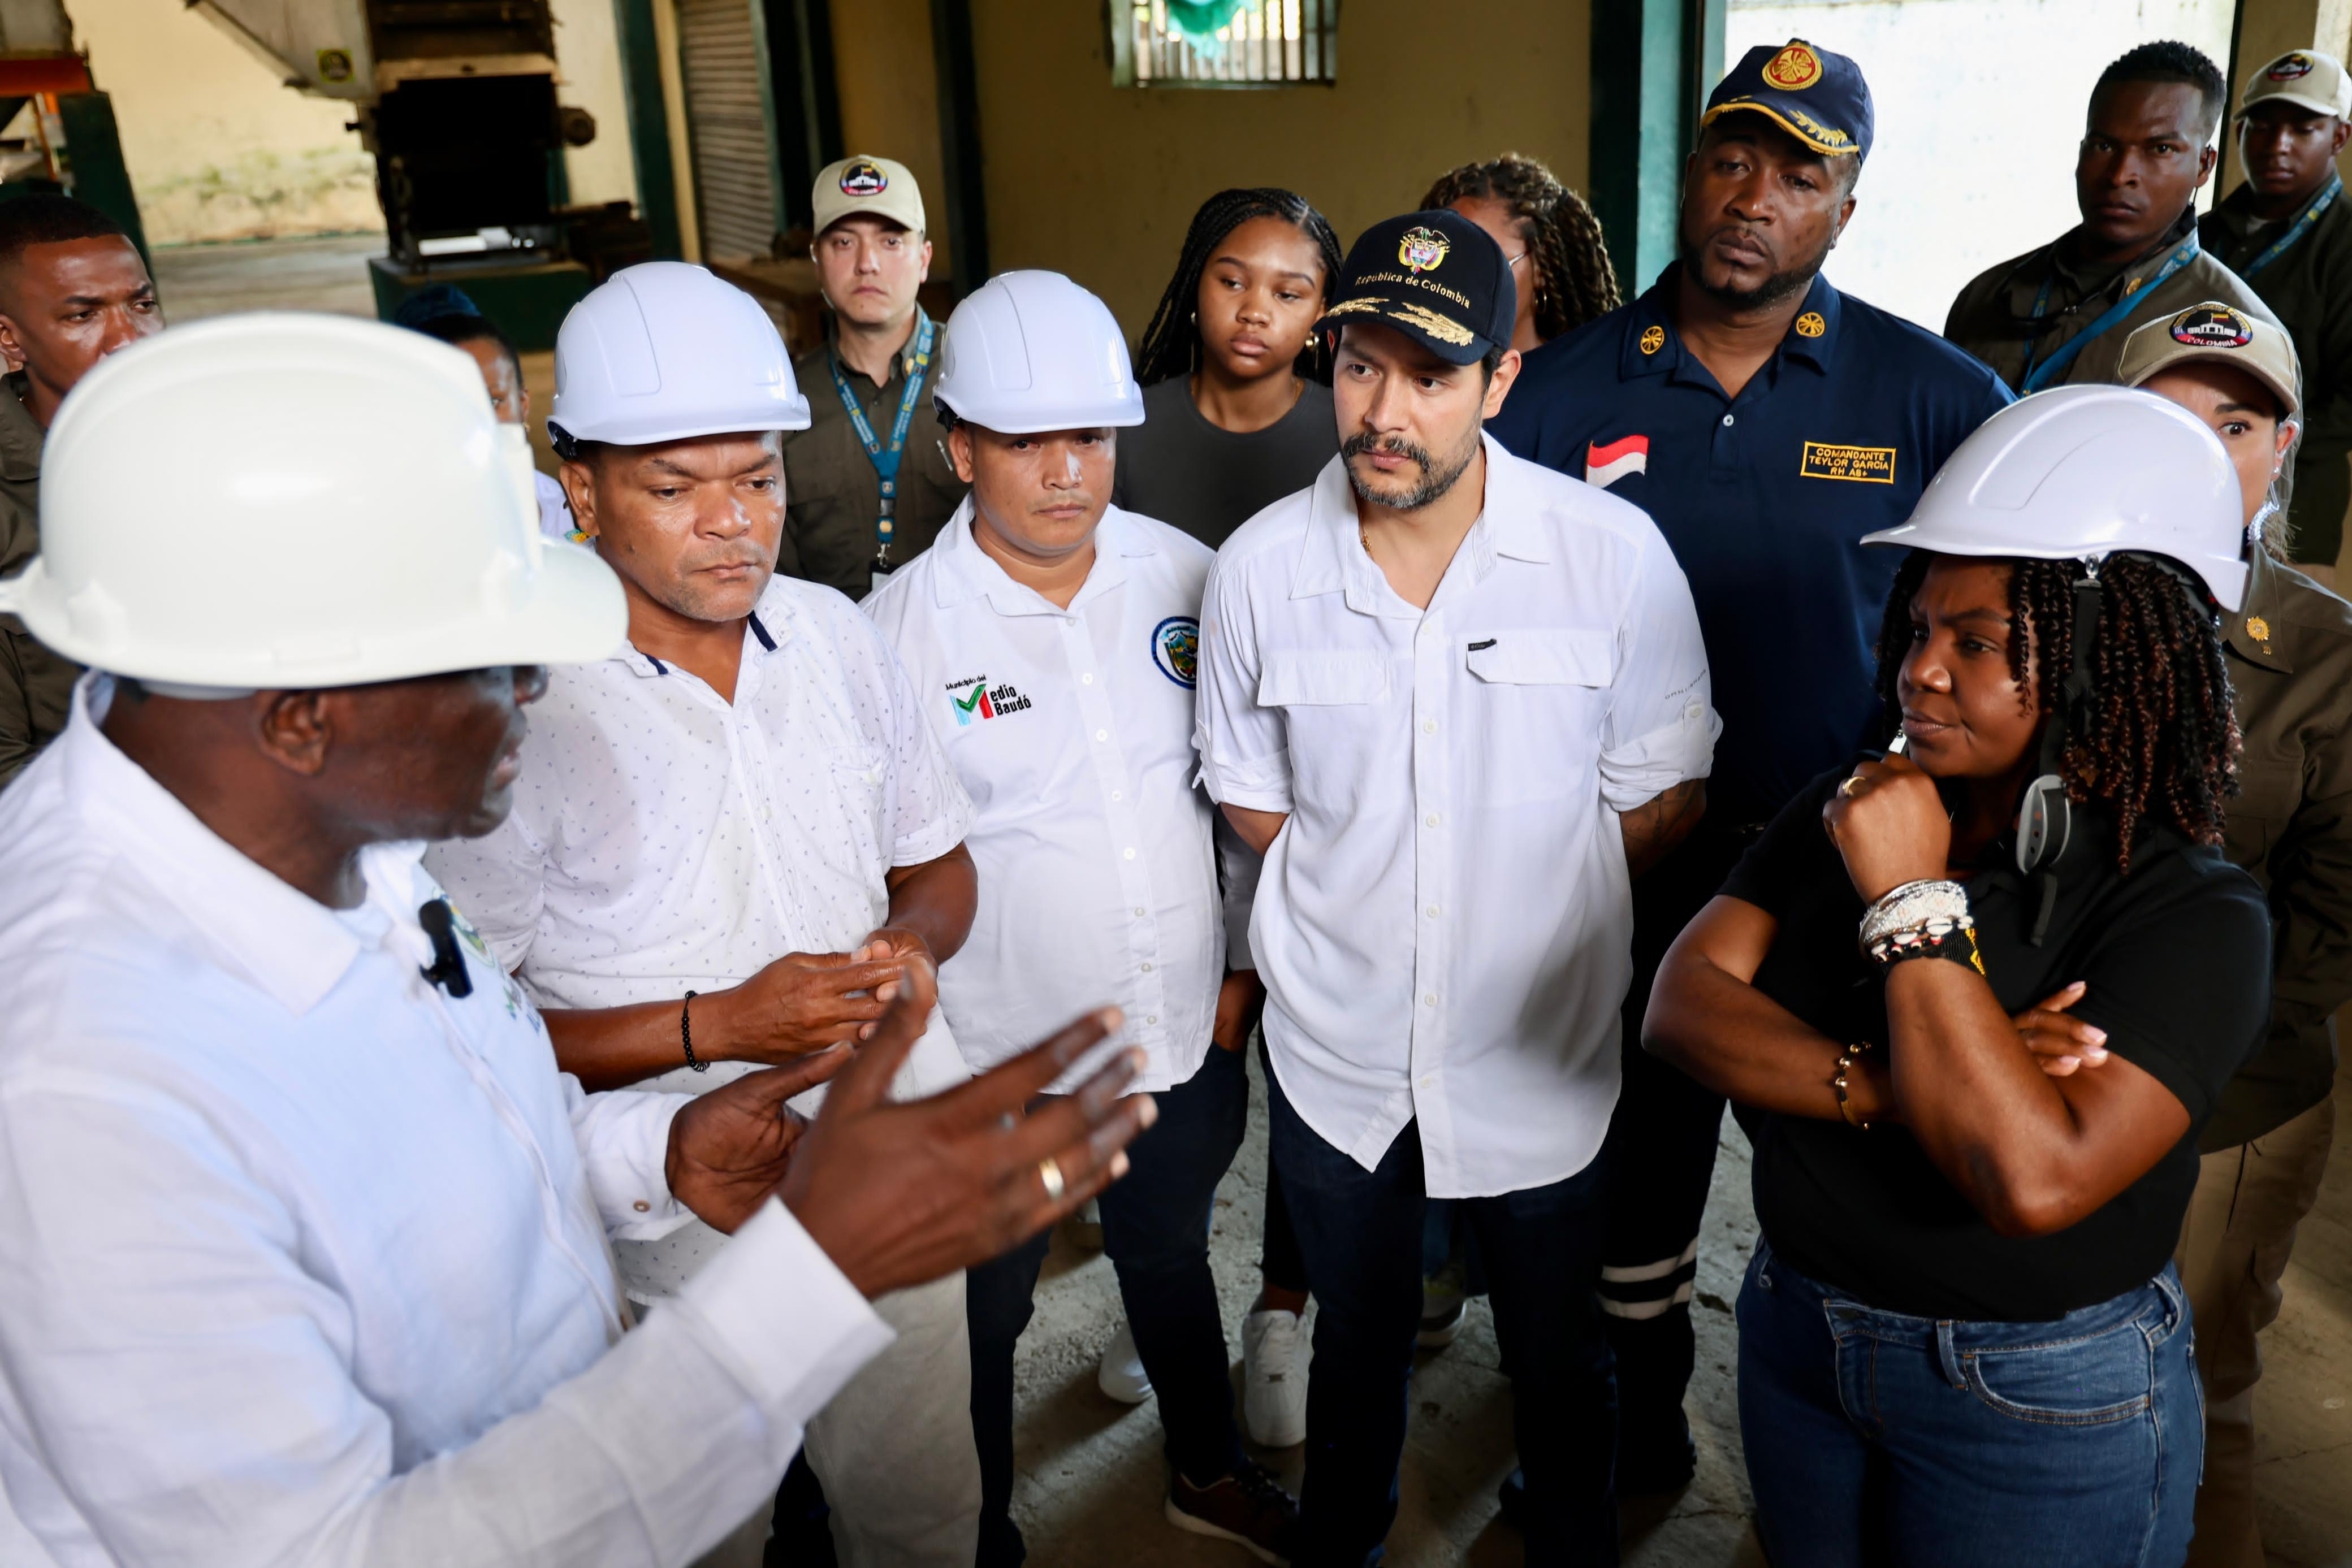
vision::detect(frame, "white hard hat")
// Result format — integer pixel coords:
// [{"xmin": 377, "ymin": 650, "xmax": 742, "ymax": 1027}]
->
[
  {"xmin": 1861, "ymin": 384, "xmax": 2248, "ymax": 612},
  {"xmin": 931, "ymin": 270, "xmax": 1144, "ymax": 434},
  {"xmin": 548, "ymin": 262, "xmax": 811, "ymax": 449},
  {"xmin": 0, "ymin": 313, "xmax": 625, "ymax": 690}
]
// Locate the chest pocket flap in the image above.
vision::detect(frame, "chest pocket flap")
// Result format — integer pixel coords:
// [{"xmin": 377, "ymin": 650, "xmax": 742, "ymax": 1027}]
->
[
  {"xmin": 1258, "ymin": 649, "xmax": 1389, "ymax": 707},
  {"xmin": 1464, "ymin": 628, "xmax": 1614, "ymax": 686}
]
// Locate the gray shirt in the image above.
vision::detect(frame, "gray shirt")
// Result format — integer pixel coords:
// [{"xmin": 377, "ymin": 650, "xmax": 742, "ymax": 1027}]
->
[{"xmin": 1113, "ymin": 376, "xmax": 1338, "ymax": 548}]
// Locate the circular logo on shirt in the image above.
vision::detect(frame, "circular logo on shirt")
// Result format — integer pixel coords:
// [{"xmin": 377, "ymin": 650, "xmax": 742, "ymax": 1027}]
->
[
  {"xmin": 840, "ymin": 159, "xmax": 888, "ymax": 197},
  {"xmin": 1795, "ymin": 311, "xmax": 1826, "ymax": 337},
  {"xmin": 1397, "ymin": 226, "xmax": 1452, "ymax": 274},
  {"xmin": 2270, "ymin": 52, "xmax": 2315, "ymax": 81},
  {"xmin": 2170, "ymin": 304, "xmax": 2254, "ymax": 349},
  {"xmin": 1763, "ymin": 42, "xmax": 1823, "ymax": 90},
  {"xmin": 1152, "ymin": 616, "xmax": 1200, "ymax": 690},
  {"xmin": 1639, "ymin": 324, "xmax": 1666, "ymax": 355}
]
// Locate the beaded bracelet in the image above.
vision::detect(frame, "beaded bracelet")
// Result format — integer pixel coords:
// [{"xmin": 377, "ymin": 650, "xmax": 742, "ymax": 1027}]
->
[
  {"xmin": 1832, "ymin": 1040, "xmax": 1874, "ymax": 1130},
  {"xmin": 1857, "ymin": 878, "xmax": 1971, "ymax": 955},
  {"xmin": 1865, "ymin": 919, "xmax": 1985, "ymax": 974}
]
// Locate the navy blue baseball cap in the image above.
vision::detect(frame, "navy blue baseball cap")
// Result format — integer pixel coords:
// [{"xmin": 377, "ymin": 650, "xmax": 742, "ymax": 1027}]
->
[
  {"xmin": 1316, "ymin": 209, "xmax": 1515, "ymax": 366},
  {"xmin": 1703, "ymin": 38, "xmax": 1873, "ymax": 163}
]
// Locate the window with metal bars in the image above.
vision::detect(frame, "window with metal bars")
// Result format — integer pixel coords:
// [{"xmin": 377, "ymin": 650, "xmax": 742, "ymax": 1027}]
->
[{"xmin": 1109, "ymin": 0, "xmax": 1338, "ymax": 88}]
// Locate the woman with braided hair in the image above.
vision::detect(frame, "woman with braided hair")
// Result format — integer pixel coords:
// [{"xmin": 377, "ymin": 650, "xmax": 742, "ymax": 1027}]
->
[
  {"xmin": 1421, "ymin": 152, "xmax": 1619, "ymax": 350},
  {"xmin": 1648, "ymin": 386, "xmax": 2272, "ymax": 1567},
  {"xmin": 1113, "ymin": 187, "xmax": 1343, "ymax": 551}
]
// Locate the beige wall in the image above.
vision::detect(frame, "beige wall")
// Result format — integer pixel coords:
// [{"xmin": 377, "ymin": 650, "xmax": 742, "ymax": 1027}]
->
[
  {"xmin": 554, "ymin": 0, "xmax": 641, "ymax": 207},
  {"xmin": 956, "ymin": 0, "xmax": 1591, "ymax": 335},
  {"xmin": 75, "ymin": 0, "xmax": 379, "ymax": 245}
]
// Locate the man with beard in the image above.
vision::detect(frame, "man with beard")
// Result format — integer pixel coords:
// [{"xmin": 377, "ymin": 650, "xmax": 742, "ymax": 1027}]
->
[
  {"xmin": 1489, "ymin": 39, "xmax": 2009, "ymax": 1507},
  {"xmin": 1946, "ymin": 40, "xmax": 2277, "ymax": 394},
  {"xmin": 1196, "ymin": 207, "xmax": 1718, "ymax": 1565}
]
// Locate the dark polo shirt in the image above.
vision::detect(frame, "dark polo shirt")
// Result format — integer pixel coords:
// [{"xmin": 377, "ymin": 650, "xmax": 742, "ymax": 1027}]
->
[
  {"xmin": 779, "ymin": 317, "xmax": 966, "ymax": 602},
  {"xmin": 1489, "ymin": 266, "xmax": 2012, "ymax": 825}
]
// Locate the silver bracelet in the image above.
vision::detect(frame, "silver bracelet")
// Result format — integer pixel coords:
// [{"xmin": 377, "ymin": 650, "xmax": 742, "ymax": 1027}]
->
[{"xmin": 1857, "ymin": 878, "xmax": 1970, "ymax": 955}]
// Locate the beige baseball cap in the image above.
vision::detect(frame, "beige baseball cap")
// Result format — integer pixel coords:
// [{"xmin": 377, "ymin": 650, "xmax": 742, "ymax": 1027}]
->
[
  {"xmin": 2118, "ymin": 301, "xmax": 2302, "ymax": 419},
  {"xmin": 2237, "ymin": 49, "xmax": 2352, "ymax": 120},
  {"xmin": 811, "ymin": 155, "xmax": 925, "ymax": 236}
]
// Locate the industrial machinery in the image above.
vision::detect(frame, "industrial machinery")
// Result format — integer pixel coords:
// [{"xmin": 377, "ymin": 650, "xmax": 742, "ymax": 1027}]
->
[
  {"xmin": 193, "ymin": 0, "xmax": 651, "ymax": 346},
  {"xmin": 0, "ymin": 0, "xmax": 149, "ymax": 253}
]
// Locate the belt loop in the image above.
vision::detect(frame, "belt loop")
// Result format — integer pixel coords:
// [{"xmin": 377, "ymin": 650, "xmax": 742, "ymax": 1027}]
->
[{"xmin": 1935, "ymin": 1320, "xmax": 1968, "ymax": 1390}]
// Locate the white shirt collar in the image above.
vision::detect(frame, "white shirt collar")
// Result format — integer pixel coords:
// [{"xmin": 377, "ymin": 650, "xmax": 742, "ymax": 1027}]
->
[
  {"xmin": 56, "ymin": 677, "xmax": 426, "ymax": 1016},
  {"xmin": 1291, "ymin": 435, "xmax": 1550, "ymax": 616},
  {"xmin": 929, "ymin": 496, "xmax": 1160, "ymax": 617},
  {"xmin": 614, "ymin": 585, "xmax": 799, "ymax": 680}
]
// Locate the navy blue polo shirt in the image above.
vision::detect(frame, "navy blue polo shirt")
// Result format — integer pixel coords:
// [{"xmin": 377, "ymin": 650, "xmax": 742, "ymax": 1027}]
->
[{"xmin": 1489, "ymin": 267, "xmax": 2012, "ymax": 824}]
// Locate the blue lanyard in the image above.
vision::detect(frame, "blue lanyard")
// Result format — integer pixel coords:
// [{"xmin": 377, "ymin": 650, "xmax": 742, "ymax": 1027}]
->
[
  {"xmin": 2240, "ymin": 172, "xmax": 2341, "ymax": 280},
  {"xmin": 829, "ymin": 310, "xmax": 935, "ymax": 564},
  {"xmin": 2019, "ymin": 232, "xmax": 2201, "ymax": 393}
]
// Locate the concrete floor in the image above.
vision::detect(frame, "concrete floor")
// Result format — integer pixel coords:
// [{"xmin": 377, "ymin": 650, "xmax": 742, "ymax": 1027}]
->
[{"xmin": 141, "ymin": 233, "xmax": 2352, "ymax": 1568}]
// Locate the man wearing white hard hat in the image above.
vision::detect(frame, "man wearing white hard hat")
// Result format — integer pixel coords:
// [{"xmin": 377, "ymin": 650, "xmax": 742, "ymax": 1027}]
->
[
  {"xmin": 2201, "ymin": 49, "xmax": 2352, "ymax": 587},
  {"xmin": 864, "ymin": 270, "xmax": 1296, "ymax": 1567},
  {"xmin": 2119, "ymin": 306, "xmax": 2352, "ymax": 1568},
  {"xmin": 0, "ymin": 313, "xmax": 1152, "ymax": 1566},
  {"xmin": 1650, "ymin": 385, "xmax": 2271, "ymax": 1565},
  {"xmin": 781, "ymin": 155, "xmax": 965, "ymax": 602},
  {"xmin": 423, "ymin": 262, "xmax": 988, "ymax": 1568}
]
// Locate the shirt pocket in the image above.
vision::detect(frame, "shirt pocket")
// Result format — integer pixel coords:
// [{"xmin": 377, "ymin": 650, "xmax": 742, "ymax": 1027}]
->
[
  {"xmin": 2228, "ymin": 751, "xmax": 2302, "ymax": 867},
  {"xmin": 1257, "ymin": 649, "xmax": 1391, "ymax": 814},
  {"xmin": 1462, "ymin": 629, "xmax": 1614, "ymax": 804}
]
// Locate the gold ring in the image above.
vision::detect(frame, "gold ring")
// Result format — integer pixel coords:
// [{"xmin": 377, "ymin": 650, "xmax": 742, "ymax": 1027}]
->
[
  {"xmin": 1838, "ymin": 774, "xmax": 1866, "ymax": 798},
  {"xmin": 1037, "ymin": 1156, "xmax": 1065, "ymax": 1203}
]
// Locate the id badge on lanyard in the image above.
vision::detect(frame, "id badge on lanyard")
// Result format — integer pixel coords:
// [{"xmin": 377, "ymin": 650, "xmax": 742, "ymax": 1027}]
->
[{"xmin": 831, "ymin": 312, "xmax": 935, "ymax": 596}]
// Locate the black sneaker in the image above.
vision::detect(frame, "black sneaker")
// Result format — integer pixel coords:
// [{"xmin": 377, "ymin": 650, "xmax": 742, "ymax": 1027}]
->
[{"xmin": 1165, "ymin": 1459, "xmax": 1300, "ymax": 1565}]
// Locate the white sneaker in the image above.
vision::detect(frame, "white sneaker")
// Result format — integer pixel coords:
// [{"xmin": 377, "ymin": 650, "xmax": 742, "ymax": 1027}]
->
[
  {"xmin": 1242, "ymin": 1309, "xmax": 1307, "ymax": 1448},
  {"xmin": 1097, "ymin": 1320, "xmax": 1153, "ymax": 1404}
]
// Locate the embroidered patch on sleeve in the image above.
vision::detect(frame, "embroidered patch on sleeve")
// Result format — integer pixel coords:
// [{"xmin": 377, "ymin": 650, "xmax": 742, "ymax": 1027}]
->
[{"xmin": 1800, "ymin": 441, "xmax": 1896, "ymax": 483}]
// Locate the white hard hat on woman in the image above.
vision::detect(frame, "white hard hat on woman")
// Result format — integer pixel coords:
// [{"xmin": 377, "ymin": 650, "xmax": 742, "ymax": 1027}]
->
[
  {"xmin": 0, "ymin": 313, "xmax": 624, "ymax": 695},
  {"xmin": 931, "ymin": 270, "xmax": 1145, "ymax": 432}
]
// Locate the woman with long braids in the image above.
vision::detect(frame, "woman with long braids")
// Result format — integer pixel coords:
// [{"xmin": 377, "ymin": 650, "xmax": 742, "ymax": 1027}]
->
[
  {"xmin": 1108, "ymin": 187, "xmax": 1343, "ymax": 1450},
  {"xmin": 1648, "ymin": 386, "xmax": 2272, "ymax": 1568},
  {"xmin": 1421, "ymin": 152, "xmax": 1619, "ymax": 352},
  {"xmin": 1113, "ymin": 187, "xmax": 1343, "ymax": 549}
]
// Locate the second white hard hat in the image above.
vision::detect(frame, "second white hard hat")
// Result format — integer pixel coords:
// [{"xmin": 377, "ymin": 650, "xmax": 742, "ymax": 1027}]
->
[
  {"xmin": 0, "ymin": 313, "xmax": 625, "ymax": 690},
  {"xmin": 548, "ymin": 262, "xmax": 811, "ymax": 450},
  {"xmin": 931, "ymin": 270, "xmax": 1144, "ymax": 434},
  {"xmin": 1861, "ymin": 384, "xmax": 2249, "ymax": 611}
]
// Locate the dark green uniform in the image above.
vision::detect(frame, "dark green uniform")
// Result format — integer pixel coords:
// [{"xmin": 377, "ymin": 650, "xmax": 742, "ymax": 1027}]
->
[
  {"xmin": 2201, "ymin": 181, "xmax": 2352, "ymax": 567},
  {"xmin": 778, "ymin": 322, "xmax": 966, "ymax": 603},
  {"xmin": 0, "ymin": 388, "xmax": 72, "ymax": 789},
  {"xmin": 1944, "ymin": 210, "xmax": 2281, "ymax": 392},
  {"xmin": 2210, "ymin": 547, "xmax": 2352, "ymax": 1150}
]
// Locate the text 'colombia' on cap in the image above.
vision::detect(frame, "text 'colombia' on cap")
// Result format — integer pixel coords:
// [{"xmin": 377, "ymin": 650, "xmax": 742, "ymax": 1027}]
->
[{"xmin": 1317, "ymin": 209, "xmax": 1515, "ymax": 367}]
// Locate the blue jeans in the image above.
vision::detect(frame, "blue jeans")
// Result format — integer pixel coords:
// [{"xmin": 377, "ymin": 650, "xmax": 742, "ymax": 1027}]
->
[
  {"xmin": 1268, "ymin": 1064, "xmax": 1617, "ymax": 1568},
  {"xmin": 966, "ymin": 1042, "xmax": 1250, "ymax": 1567},
  {"xmin": 1737, "ymin": 1237, "xmax": 2203, "ymax": 1568}
]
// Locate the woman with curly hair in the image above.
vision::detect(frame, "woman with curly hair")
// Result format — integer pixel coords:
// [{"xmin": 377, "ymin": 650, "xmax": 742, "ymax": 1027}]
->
[
  {"xmin": 1420, "ymin": 152, "xmax": 1619, "ymax": 351},
  {"xmin": 1647, "ymin": 386, "xmax": 2272, "ymax": 1568}
]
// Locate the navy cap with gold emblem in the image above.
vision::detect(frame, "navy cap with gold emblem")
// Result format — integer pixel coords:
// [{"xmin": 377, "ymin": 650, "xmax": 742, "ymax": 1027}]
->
[
  {"xmin": 1316, "ymin": 209, "xmax": 1515, "ymax": 366},
  {"xmin": 1702, "ymin": 38, "xmax": 1874, "ymax": 163}
]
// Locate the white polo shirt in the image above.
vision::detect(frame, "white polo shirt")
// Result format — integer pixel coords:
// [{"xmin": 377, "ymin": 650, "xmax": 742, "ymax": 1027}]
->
[
  {"xmin": 0, "ymin": 682, "xmax": 890, "ymax": 1566},
  {"xmin": 1195, "ymin": 438, "xmax": 1718, "ymax": 1198},
  {"xmin": 425, "ymin": 574, "xmax": 975, "ymax": 1300},
  {"xmin": 864, "ymin": 500, "xmax": 1242, "ymax": 1091}
]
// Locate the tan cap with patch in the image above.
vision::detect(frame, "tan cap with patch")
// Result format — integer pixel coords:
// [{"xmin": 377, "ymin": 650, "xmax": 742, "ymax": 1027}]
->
[
  {"xmin": 2237, "ymin": 49, "xmax": 2352, "ymax": 121},
  {"xmin": 2117, "ymin": 301, "xmax": 2302, "ymax": 419},
  {"xmin": 811, "ymin": 155, "xmax": 925, "ymax": 237}
]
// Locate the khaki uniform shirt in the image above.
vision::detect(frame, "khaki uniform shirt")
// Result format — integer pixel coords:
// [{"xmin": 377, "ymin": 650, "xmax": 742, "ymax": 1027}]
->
[
  {"xmin": 778, "ymin": 320, "xmax": 966, "ymax": 603},
  {"xmin": 1943, "ymin": 211, "xmax": 2281, "ymax": 393},
  {"xmin": 2201, "ymin": 182, "xmax": 2352, "ymax": 566},
  {"xmin": 2210, "ymin": 548, "xmax": 2352, "ymax": 1149},
  {"xmin": 0, "ymin": 389, "xmax": 71, "ymax": 790}
]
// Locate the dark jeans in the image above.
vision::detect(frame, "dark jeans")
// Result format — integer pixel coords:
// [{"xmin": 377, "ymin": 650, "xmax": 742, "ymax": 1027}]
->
[
  {"xmin": 966, "ymin": 1042, "xmax": 1250, "ymax": 1567},
  {"xmin": 1597, "ymin": 820, "xmax": 1752, "ymax": 1461},
  {"xmin": 1739, "ymin": 1238, "xmax": 2203, "ymax": 1568},
  {"xmin": 1259, "ymin": 1033, "xmax": 1311, "ymax": 1294},
  {"xmin": 1268, "ymin": 1063, "xmax": 1618, "ymax": 1568}
]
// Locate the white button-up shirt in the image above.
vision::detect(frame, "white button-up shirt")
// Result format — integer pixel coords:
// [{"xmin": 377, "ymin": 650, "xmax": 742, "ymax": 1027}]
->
[
  {"xmin": 864, "ymin": 501, "xmax": 1244, "ymax": 1091},
  {"xmin": 425, "ymin": 574, "xmax": 975, "ymax": 1300},
  {"xmin": 0, "ymin": 682, "xmax": 892, "ymax": 1567},
  {"xmin": 1195, "ymin": 438, "xmax": 1718, "ymax": 1197}
]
